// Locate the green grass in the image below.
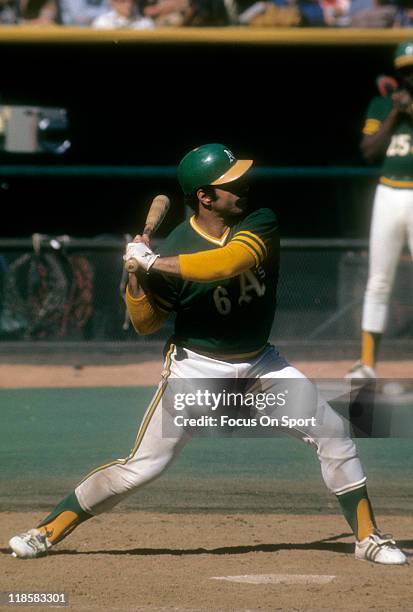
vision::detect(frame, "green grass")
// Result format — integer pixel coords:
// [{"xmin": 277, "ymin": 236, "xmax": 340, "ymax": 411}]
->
[{"xmin": 1, "ymin": 388, "xmax": 412, "ymax": 514}]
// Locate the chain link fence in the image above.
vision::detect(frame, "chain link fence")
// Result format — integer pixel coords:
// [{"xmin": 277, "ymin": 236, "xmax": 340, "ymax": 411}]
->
[{"xmin": 0, "ymin": 236, "xmax": 412, "ymax": 347}]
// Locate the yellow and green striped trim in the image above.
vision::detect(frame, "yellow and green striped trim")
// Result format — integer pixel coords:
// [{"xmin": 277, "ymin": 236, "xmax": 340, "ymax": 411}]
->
[
  {"xmin": 76, "ymin": 344, "xmax": 175, "ymax": 487},
  {"xmin": 230, "ymin": 237, "xmax": 261, "ymax": 266},
  {"xmin": 126, "ymin": 344, "xmax": 175, "ymax": 457},
  {"xmin": 190, "ymin": 215, "xmax": 230, "ymax": 246},
  {"xmin": 232, "ymin": 231, "xmax": 267, "ymax": 265},
  {"xmin": 380, "ymin": 176, "xmax": 413, "ymax": 188},
  {"xmin": 362, "ymin": 118, "xmax": 381, "ymax": 136}
]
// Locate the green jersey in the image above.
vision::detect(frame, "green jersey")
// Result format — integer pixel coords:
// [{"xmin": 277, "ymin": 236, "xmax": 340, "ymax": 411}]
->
[
  {"xmin": 363, "ymin": 95, "xmax": 413, "ymax": 188},
  {"xmin": 147, "ymin": 207, "xmax": 279, "ymax": 357}
]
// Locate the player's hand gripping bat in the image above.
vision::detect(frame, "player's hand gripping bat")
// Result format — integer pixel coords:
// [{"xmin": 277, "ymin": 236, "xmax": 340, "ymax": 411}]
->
[{"xmin": 124, "ymin": 194, "xmax": 170, "ymax": 273}]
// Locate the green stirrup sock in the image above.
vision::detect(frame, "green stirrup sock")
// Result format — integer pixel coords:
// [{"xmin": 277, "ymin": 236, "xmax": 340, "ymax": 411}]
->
[
  {"xmin": 37, "ymin": 491, "xmax": 92, "ymax": 544},
  {"xmin": 336, "ymin": 485, "xmax": 377, "ymax": 541}
]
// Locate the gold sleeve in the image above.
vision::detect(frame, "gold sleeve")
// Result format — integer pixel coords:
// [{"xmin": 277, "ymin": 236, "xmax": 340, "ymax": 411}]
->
[
  {"xmin": 179, "ymin": 240, "xmax": 258, "ymax": 282},
  {"xmin": 125, "ymin": 286, "xmax": 168, "ymax": 335},
  {"xmin": 362, "ymin": 118, "xmax": 381, "ymax": 136}
]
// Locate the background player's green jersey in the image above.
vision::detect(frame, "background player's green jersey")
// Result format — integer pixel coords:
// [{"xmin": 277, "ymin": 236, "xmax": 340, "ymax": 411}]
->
[
  {"xmin": 363, "ymin": 95, "xmax": 413, "ymax": 188},
  {"xmin": 148, "ymin": 207, "xmax": 279, "ymax": 357}
]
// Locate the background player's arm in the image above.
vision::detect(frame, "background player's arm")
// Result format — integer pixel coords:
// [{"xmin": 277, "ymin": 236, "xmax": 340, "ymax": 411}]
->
[{"xmin": 361, "ymin": 91, "xmax": 413, "ymax": 163}]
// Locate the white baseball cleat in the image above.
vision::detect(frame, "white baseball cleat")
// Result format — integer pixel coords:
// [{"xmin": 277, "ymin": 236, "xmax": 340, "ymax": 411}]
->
[
  {"xmin": 355, "ymin": 532, "xmax": 407, "ymax": 565},
  {"xmin": 345, "ymin": 361, "xmax": 377, "ymax": 380},
  {"xmin": 9, "ymin": 529, "xmax": 52, "ymax": 559}
]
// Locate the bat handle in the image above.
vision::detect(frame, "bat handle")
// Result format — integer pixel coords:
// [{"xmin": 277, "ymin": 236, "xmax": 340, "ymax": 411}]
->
[{"xmin": 142, "ymin": 226, "xmax": 153, "ymax": 237}]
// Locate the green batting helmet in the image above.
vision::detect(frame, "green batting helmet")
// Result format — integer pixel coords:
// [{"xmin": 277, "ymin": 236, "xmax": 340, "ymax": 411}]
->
[
  {"xmin": 177, "ymin": 143, "xmax": 253, "ymax": 195},
  {"xmin": 394, "ymin": 41, "xmax": 413, "ymax": 69}
]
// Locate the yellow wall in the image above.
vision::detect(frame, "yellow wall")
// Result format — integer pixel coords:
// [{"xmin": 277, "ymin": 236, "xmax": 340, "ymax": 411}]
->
[{"xmin": 0, "ymin": 26, "xmax": 412, "ymax": 45}]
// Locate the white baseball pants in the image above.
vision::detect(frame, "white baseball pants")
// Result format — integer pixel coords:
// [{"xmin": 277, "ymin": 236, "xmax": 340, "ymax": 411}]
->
[
  {"xmin": 362, "ymin": 184, "xmax": 413, "ymax": 333},
  {"xmin": 75, "ymin": 344, "xmax": 366, "ymax": 515}
]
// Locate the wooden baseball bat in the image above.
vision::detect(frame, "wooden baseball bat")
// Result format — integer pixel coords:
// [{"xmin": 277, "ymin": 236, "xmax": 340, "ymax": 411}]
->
[{"xmin": 124, "ymin": 194, "xmax": 170, "ymax": 273}]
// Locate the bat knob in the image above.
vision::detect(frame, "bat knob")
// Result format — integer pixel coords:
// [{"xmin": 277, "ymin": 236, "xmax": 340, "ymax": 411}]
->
[{"xmin": 125, "ymin": 258, "xmax": 139, "ymax": 273}]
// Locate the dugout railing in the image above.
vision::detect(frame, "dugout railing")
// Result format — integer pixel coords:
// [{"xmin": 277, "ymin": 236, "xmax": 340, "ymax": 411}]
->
[
  {"xmin": 0, "ymin": 164, "xmax": 382, "ymax": 179},
  {"xmin": 2, "ymin": 164, "xmax": 382, "ymax": 239}
]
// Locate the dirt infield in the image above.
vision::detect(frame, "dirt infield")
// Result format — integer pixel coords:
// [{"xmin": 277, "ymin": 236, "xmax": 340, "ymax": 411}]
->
[
  {"xmin": 2, "ymin": 359, "xmax": 413, "ymax": 388},
  {"xmin": 1, "ymin": 512, "xmax": 412, "ymax": 611}
]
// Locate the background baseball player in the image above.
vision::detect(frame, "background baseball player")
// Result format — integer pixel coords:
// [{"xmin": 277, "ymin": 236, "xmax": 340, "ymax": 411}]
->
[
  {"xmin": 9, "ymin": 144, "xmax": 406, "ymax": 564},
  {"xmin": 347, "ymin": 41, "xmax": 413, "ymax": 379}
]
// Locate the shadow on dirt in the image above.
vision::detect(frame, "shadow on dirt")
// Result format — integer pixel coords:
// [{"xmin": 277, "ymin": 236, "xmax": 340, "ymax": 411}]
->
[{"xmin": 2, "ymin": 534, "xmax": 412, "ymax": 558}]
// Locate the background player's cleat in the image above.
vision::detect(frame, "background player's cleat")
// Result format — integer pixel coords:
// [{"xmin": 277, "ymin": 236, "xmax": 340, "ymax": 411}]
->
[
  {"xmin": 9, "ymin": 529, "xmax": 52, "ymax": 558},
  {"xmin": 355, "ymin": 531, "xmax": 407, "ymax": 564},
  {"xmin": 345, "ymin": 361, "xmax": 377, "ymax": 380}
]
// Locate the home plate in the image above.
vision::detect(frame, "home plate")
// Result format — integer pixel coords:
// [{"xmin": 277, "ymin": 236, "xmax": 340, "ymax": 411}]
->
[{"xmin": 211, "ymin": 574, "xmax": 335, "ymax": 585}]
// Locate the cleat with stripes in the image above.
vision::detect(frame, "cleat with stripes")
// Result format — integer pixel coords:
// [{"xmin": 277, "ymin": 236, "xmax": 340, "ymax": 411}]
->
[
  {"xmin": 345, "ymin": 361, "xmax": 377, "ymax": 380},
  {"xmin": 355, "ymin": 531, "xmax": 407, "ymax": 565},
  {"xmin": 9, "ymin": 529, "xmax": 52, "ymax": 559}
]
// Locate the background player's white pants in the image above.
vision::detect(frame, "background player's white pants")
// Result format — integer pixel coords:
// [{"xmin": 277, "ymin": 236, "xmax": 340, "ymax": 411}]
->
[
  {"xmin": 75, "ymin": 345, "xmax": 366, "ymax": 515},
  {"xmin": 362, "ymin": 184, "xmax": 413, "ymax": 333}
]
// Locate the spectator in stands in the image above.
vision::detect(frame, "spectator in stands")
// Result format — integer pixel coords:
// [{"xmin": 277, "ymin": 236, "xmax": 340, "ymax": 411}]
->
[
  {"xmin": 237, "ymin": 0, "xmax": 348, "ymax": 26},
  {"xmin": 320, "ymin": 0, "xmax": 350, "ymax": 24},
  {"xmin": 0, "ymin": 0, "xmax": 18, "ymax": 22},
  {"xmin": 92, "ymin": 0, "xmax": 154, "ymax": 28},
  {"xmin": 349, "ymin": 0, "xmax": 398, "ymax": 26},
  {"xmin": 19, "ymin": 0, "xmax": 58, "ymax": 22},
  {"xmin": 238, "ymin": 0, "xmax": 301, "ymax": 26},
  {"xmin": 393, "ymin": 0, "xmax": 413, "ymax": 25},
  {"xmin": 142, "ymin": 0, "xmax": 191, "ymax": 25},
  {"xmin": 185, "ymin": 0, "xmax": 233, "ymax": 25},
  {"xmin": 58, "ymin": 0, "xmax": 109, "ymax": 25},
  {"xmin": 238, "ymin": 0, "xmax": 322, "ymax": 26},
  {"xmin": 141, "ymin": 0, "xmax": 236, "ymax": 25},
  {"xmin": 298, "ymin": 0, "xmax": 325, "ymax": 25}
]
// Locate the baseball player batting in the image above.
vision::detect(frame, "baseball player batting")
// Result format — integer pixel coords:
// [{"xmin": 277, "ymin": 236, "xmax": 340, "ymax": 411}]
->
[
  {"xmin": 9, "ymin": 143, "xmax": 406, "ymax": 564},
  {"xmin": 347, "ymin": 41, "xmax": 413, "ymax": 379}
]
